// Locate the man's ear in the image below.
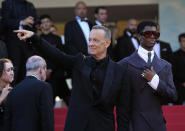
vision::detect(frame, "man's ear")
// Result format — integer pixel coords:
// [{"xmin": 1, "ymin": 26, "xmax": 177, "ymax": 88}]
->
[
  {"xmin": 39, "ymin": 67, "xmax": 42, "ymax": 75},
  {"xmin": 137, "ymin": 34, "xmax": 141, "ymax": 41},
  {"xmin": 94, "ymin": 14, "xmax": 98, "ymax": 19},
  {"xmin": 105, "ymin": 39, "xmax": 111, "ymax": 48}
]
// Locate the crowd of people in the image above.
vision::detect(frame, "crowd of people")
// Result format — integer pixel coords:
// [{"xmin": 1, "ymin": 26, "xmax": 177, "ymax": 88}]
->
[{"xmin": 0, "ymin": 0, "xmax": 184, "ymax": 131}]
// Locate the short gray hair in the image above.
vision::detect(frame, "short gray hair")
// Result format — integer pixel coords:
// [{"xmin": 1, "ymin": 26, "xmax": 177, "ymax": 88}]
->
[
  {"xmin": 92, "ymin": 25, "xmax": 111, "ymax": 40},
  {"xmin": 26, "ymin": 55, "xmax": 46, "ymax": 71}
]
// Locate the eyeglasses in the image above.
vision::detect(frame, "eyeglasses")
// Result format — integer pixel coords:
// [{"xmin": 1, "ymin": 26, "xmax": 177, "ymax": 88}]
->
[
  {"xmin": 4, "ymin": 67, "xmax": 15, "ymax": 72},
  {"xmin": 140, "ymin": 31, "xmax": 160, "ymax": 39}
]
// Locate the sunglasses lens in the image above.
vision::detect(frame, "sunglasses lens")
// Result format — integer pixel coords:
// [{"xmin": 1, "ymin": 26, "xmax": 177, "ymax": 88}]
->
[
  {"xmin": 144, "ymin": 32, "xmax": 152, "ymax": 38},
  {"xmin": 153, "ymin": 32, "xmax": 160, "ymax": 39},
  {"xmin": 142, "ymin": 31, "xmax": 160, "ymax": 39}
]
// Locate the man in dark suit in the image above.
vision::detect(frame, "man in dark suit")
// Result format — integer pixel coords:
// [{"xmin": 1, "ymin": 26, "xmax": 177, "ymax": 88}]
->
[
  {"xmin": 40, "ymin": 14, "xmax": 71, "ymax": 105},
  {"xmin": 172, "ymin": 33, "xmax": 185, "ymax": 105},
  {"xmin": 15, "ymin": 25, "xmax": 131, "ymax": 131},
  {"xmin": 1, "ymin": 0, "xmax": 38, "ymax": 84},
  {"xmin": 119, "ymin": 21, "xmax": 177, "ymax": 131},
  {"xmin": 64, "ymin": 1, "xmax": 92, "ymax": 55},
  {"xmin": 4, "ymin": 55, "xmax": 54, "ymax": 131},
  {"xmin": 94, "ymin": 6, "xmax": 108, "ymax": 26},
  {"xmin": 114, "ymin": 18, "xmax": 139, "ymax": 61}
]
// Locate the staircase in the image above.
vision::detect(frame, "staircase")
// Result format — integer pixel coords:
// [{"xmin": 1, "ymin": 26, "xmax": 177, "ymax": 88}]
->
[{"xmin": 54, "ymin": 106, "xmax": 185, "ymax": 131}]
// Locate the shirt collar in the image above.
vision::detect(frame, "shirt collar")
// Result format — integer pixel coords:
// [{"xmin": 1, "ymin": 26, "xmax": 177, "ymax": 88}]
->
[
  {"xmin": 91, "ymin": 55, "xmax": 109, "ymax": 68},
  {"xmin": 138, "ymin": 46, "xmax": 154, "ymax": 63},
  {"xmin": 27, "ymin": 75, "xmax": 39, "ymax": 80},
  {"xmin": 126, "ymin": 31, "xmax": 132, "ymax": 37},
  {"xmin": 95, "ymin": 20, "xmax": 102, "ymax": 26},
  {"xmin": 76, "ymin": 16, "xmax": 88, "ymax": 22}
]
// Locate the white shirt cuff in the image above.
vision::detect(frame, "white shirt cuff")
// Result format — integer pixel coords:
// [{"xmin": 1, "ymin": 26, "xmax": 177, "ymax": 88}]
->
[
  {"xmin": 148, "ymin": 74, "xmax": 159, "ymax": 90},
  {"xmin": 19, "ymin": 21, "xmax": 23, "ymax": 30}
]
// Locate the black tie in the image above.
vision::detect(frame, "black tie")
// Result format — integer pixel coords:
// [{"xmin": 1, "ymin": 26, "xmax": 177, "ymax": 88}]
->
[{"xmin": 147, "ymin": 52, "xmax": 152, "ymax": 68}]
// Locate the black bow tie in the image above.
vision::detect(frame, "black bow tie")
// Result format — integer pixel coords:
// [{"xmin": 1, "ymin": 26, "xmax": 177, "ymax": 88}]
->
[{"xmin": 81, "ymin": 19, "xmax": 88, "ymax": 22}]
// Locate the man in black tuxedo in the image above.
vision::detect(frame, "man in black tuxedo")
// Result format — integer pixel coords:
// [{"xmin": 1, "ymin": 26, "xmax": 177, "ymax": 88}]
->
[
  {"xmin": 1, "ymin": 0, "xmax": 38, "ymax": 84},
  {"xmin": 94, "ymin": 6, "xmax": 108, "ymax": 26},
  {"xmin": 172, "ymin": 33, "xmax": 185, "ymax": 104},
  {"xmin": 64, "ymin": 1, "xmax": 92, "ymax": 55},
  {"xmin": 40, "ymin": 14, "xmax": 71, "ymax": 105},
  {"xmin": 15, "ymin": 25, "xmax": 131, "ymax": 131},
  {"xmin": 114, "ymin": 18, "xmax": 139, "ymax": 61},
  {"xmin": 4, "ymin": 55, "xmax": 54, "ymax": 131},
  {"xmin": 119, "ymin": 21, "xmax": 177, "ymax": 131}
]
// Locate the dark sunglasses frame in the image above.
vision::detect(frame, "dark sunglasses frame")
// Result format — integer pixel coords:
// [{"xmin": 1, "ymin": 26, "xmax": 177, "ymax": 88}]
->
[{"xmin": 140, "ymin": 31, "xmax": 160, "ymax": 39}]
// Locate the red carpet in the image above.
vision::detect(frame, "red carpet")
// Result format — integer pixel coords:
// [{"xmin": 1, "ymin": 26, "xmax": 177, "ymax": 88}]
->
[{"xmin": 54, "ymin": 106, "xmax": 185, "ymax": 131}]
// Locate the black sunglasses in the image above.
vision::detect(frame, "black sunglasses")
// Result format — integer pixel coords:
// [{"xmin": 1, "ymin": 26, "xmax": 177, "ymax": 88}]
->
[{"xmin": 140, "ymin": 31, "xmax": 160, "ymax": 39}]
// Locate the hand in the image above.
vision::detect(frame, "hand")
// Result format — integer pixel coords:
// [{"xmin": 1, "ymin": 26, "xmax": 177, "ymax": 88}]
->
[
  {"xmin": 14, "ymin": 30, "xmax": 34, "ymax": 40},
  {"xmin": 141, "ymin": 66, "xmax": 156, "ymax": 82},
  {"xmin": 0, "ymin": 85, "xmax": 12, "ymax": 105},
  {"xmin": 21, "ymin": 16, "xmax": 34, "ymax": 28}
]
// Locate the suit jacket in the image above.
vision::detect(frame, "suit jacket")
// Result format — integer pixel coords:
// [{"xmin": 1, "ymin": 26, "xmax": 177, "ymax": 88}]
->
[
  {"xmin": 158, "ymin": 40, "xmax": 173, "ymax": 63},
  {"xmin": 1, "ymin": 0, "xmax": 38, "ymax": 37},
  {"xmin": 0, "ymin": 40, "xmax": 8, "ymax": 58},
  {"xmin": 114, "ymin": 30, "xmax": 139, "ymax": 61},
  {"xmin": 4, "ymin": 76, "xmax": 54, "ymax": 131},
  {"xmin": 119, "ymin": 52, "xmax": 177, "ymax": 131},
  {"xmin": 29, "ymin": 35, "xmax": 131, "ymax": 131},
  {"xmin": 64, "ymin": 19, "xmax": 92, "ymax": 55},
  {"xmin": 172, "ymin": 49, "xmax": 185, "ymax": 104}
]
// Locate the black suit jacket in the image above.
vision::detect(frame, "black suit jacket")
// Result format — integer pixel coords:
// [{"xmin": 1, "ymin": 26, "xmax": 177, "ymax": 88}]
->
[
  {"xmin": 158, "ymin": 40, "xmax": 173, "ymax": 63},
  {"xmin": 4, "ymin": 76, "xmax": 54, "ymax": 131},
  {"xmin": 1, "ymin": 0, "xmax": 38, "ymax": 36},
  {"xmin": 64, "ymin": 19, "xmax": 92, "ymax": 55},
  {"xmin": 119, "ymin": 52, "xmax": 177, "ymax": 131},
  {"xmin": 172, "ymin": 49, "xmax": 185, "ymax": 104},
  {"xmin": 114, "ymin": 30, "xmax": 138, "ymax": 61},
  {"xmin": 29, "ymin": 35, "xmax": 131, "ymax": 131}
]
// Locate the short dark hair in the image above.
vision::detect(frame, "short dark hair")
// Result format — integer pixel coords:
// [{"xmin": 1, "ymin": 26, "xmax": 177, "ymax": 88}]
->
[
  {"xmin": 0, "ymin": 58, "xmax": 12, "ymax": 77},
  {"xmin": 39, "ymin": 14, "xmax": 52, "ymax": 21},
  {"xmin": 178, "ymin": 33, "xmax": 185, "ymax": 42},
  {"xmin": 94, "ymin": 6, "xmax": 107, "ymax": 14},
  {"xmin": 137, "ymin": 21, "xmax": 157, "ymax": 34}
]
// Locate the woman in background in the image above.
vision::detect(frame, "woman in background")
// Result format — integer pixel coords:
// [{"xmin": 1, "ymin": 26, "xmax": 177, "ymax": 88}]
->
[{"xmin": 0, "ymin": 58, "xmax": 14, "ymax": 130}]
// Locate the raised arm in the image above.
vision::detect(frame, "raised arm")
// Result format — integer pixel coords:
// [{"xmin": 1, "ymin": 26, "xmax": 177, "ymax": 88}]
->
[{"xmin": 15, "ymin": 30, "xmax": 78, "ymax": 69}]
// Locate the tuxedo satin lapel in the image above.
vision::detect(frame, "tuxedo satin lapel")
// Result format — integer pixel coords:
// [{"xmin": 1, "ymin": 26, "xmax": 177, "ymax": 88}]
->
[{"xmin": 101, "ymin": 61, "xmax": 115, "ymax": 100}]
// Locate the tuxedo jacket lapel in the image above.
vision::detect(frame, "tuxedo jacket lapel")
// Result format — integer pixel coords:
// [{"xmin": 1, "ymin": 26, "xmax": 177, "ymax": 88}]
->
[
  {"xmin": 151, "ymin": 53, "xmax": 166, "ymax": 74},
  {"xmin": 126, "ymin": 52, "xmax": 166, "ymax": 91},
  {"xmin": 101, "ymin": 60, "xmax": 115, "ymax": 101},
  {"xmin": 75, "ymin": 20, "xmax": 88, "ymax": 44}
]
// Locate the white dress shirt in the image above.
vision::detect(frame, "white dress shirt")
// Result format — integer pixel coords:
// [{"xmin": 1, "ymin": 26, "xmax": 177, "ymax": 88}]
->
[
  {"xmin": 137, "ymin": 46, "xmax": 159, "ymax": 90},
  {"xmin": 76, "ymin": 16, "xmax": 90, "ymax": 45}
]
